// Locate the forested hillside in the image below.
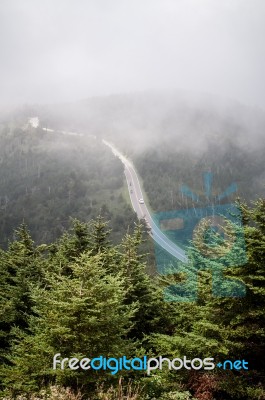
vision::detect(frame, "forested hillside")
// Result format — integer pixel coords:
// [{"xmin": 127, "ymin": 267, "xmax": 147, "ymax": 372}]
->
[
  {"xmin": 134, "ymin": 137, "xmax": 265, "ymax": 213},
  {"xmin": 1, "ymin": 0, "xmax": 264, "ymax": 397},
  {"xmin": 0, "ymin": 120, "xmax": 136, "ymax": 248}
]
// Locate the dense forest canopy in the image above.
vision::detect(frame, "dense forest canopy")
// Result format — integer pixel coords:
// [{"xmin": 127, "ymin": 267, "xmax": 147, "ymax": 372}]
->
[{"xmin": 0, "ymin": 199, "xmax": 264, "ymax": 399}]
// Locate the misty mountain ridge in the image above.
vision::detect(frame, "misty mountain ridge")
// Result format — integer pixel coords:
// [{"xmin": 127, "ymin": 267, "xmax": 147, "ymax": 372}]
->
[
  {"xmin": 1, "ymin": 90, "xmax": 264, "ymax": 234},
  {"xmin": 33, "ymin": 90, "xmax": 265, "ymax": 203},
  {"xmin": 28, "ymin": 90, "xmax": 265, "ymax": 155}
]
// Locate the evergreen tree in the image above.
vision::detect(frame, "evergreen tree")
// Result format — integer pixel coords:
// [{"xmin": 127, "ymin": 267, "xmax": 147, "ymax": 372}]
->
[
  {"xmin": 207, "ymin": 199, "xmax": 265, "ymax": 399},
  {"xmin": 89, "ymin": 215, "xmax": 111, "ymax": 254},
  {"xmin": 120, "ymin": 224, "xmax": 181, "ymax": 341},
  {"xmin": 0, "ymin": 223, "xmax": 137, "ymax": 396},
  {"xmin": 0, "ymin": 225, "xmax": 43, "ymax": 363}
]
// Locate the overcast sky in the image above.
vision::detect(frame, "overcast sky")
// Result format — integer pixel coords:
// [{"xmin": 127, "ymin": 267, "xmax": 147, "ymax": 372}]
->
[{"xmin": 0, "ymin": 0, "xmax": 265, "ymax": 108}]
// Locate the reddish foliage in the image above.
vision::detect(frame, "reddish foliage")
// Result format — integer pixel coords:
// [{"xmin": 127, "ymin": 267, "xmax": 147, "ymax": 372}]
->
[{"xmin": 188, "ymin": 372, "xmax": 218, "ymax": 400}]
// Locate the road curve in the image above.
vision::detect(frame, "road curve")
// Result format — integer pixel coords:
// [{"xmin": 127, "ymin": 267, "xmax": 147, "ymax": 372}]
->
[
  {"xmin": 102, "ymin": 140, "xmax": 187, "ymax": 263},
  {"xmin": 40, "ymin": 123, "xmax": 187, "ymax": 263}
]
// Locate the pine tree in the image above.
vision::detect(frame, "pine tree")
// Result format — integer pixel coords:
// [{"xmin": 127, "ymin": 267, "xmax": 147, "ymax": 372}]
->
[
  {"xmin": 119, "ymin": 223, "xmax": 179, "ymax": 341},
  {"xmin": 89, "ymin": 215, "xmax": 111, "ymax": 254},
  {"xmin": 206, "ymin": 199, "xmax": 265, "ymax": 399},
  {"xmin": 0, "ymin": 224, "xmax": 43, "ymax": 363},
  {"xmin": 1, "ymin": 226, "xmax": 137, "ymax": 396}
]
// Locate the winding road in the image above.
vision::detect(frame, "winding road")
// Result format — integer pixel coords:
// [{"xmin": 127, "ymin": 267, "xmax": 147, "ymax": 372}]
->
[
  {"xmin": 37, "ymin": 118, "xmax": 187, "ymax": 263},
  {"xmin": 103, "ymin": 140, "xmax": 187, "ymax": 263}
]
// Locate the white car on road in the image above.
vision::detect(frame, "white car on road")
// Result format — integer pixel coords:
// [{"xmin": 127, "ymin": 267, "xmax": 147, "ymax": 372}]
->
[{"xmin": 139, "ymin": 198, "xmax": 144, "ymax": 204}]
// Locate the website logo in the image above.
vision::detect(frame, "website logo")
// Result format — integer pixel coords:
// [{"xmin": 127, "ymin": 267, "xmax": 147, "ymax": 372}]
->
[{"xmin": 53, "ymin": 354, "xmax": 248, "ymax": 375}]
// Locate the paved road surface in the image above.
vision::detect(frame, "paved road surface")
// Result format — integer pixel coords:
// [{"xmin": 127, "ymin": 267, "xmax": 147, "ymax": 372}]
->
[
  {"xmin": 102, "ymin": 140, "xmax": 187, "ymax": 263},
  {"xmin": 40, "ymin": 124, "xmax": 187, "ymax": 263}
]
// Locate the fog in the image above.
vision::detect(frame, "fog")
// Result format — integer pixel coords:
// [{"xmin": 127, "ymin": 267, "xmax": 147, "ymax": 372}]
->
[{"xmin": 1, "ymin": 0, "xmax": 265, "ymax": 109}]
